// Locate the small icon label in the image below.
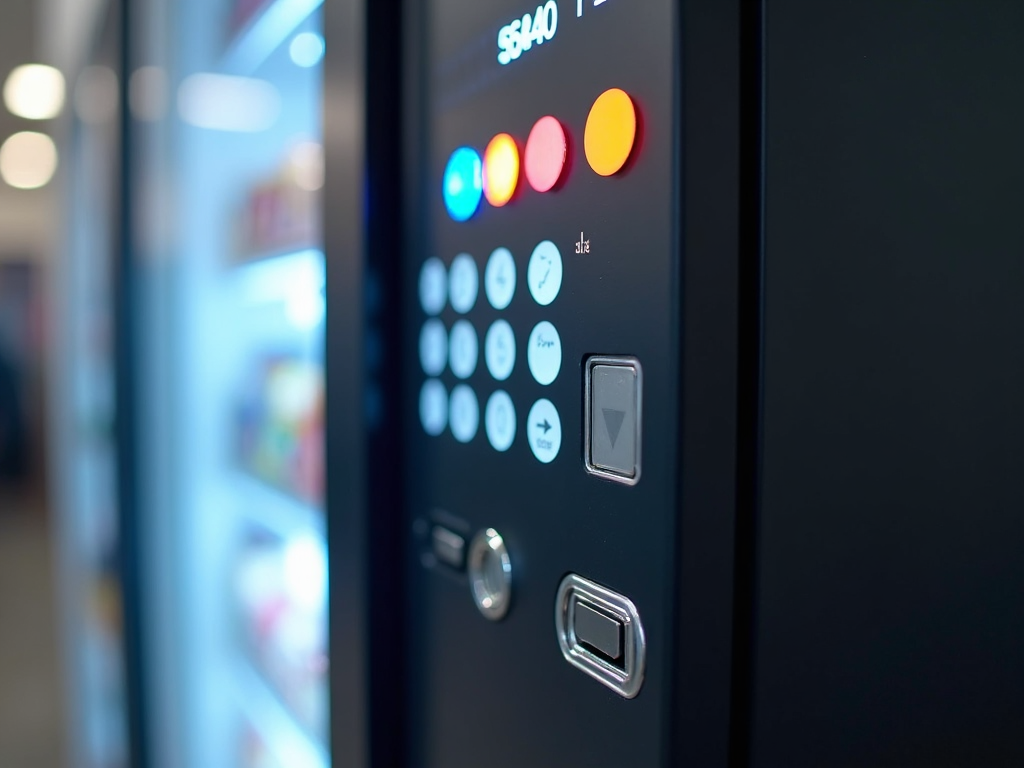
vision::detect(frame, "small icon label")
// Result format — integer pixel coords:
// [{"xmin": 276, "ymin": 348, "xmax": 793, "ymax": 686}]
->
[
  {"xmin": 449, "ymin": 253, "xmax": 479, "ymax": 313},
  {"xmin": 419, "ymin": 379, "xmax": 448, "ymax": 436},
  {"xmin": 575, "ymin": 231, "xmax": 590, "ymax": 254},
  {"xmin": 450, "ymin": 384, "xmax": 479, "ymax": 443},
  {"xmin": 484, "ymin": 247, "xmax": 517, "ymax": 310},
  {"xmin": 419, "ymin": 318, "xmax": 447, "ymax": 376},
  {"xmin": 527, "ymin": 240, "xmax": 563, "ymax": 306},
  {"xmin": 419, "ymin": 258, "xmax": 447, "ymax": 315},
  {"xmin": 485, "ymin": 319, "xmax": 516, "ymax": 381},
  {"xmin": 527, "ymin": 320, "xmax": 561, "ymax": 385},
  {"xmin": 527, "ymin": 398, "xmax": 561, "ymax": 463},
  {"xmin": 485, "ymin": 390, "xmax": 517, "ymax": 452},
  {"xmin": 449, "ymin": 320, "xmax": 478, "ymax": 379}
]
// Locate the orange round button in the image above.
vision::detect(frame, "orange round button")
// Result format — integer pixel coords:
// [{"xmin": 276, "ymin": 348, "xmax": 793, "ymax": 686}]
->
[
  {"xmin": 483, "ymin": 133, "xmax": 520, "ymax": 207},
  {"xmin": 584, "ymin": 88, "xmax": 637, "ymax": 177}
]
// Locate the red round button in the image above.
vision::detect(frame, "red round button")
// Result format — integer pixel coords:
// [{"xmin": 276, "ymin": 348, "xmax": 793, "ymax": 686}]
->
[{"xmin": 524, "ymin": 116, "xmax": 568, "ymax": 193}]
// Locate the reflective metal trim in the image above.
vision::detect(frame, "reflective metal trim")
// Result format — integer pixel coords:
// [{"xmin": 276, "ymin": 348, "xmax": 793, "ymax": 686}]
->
[
  {"xmin": 467, "ymin": 528, "xmax": 512, "ymax": 620},
  {"xmin": 583, "ymin": 355, "xmax": 643, "ymax": 486},
  {"xmin": 555, "ymin": 573, "xmax": 646, "ymax": 698}
]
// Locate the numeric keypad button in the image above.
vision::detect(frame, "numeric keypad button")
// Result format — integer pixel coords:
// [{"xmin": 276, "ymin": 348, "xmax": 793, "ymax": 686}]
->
[
  {"xmin": 485, "ymin": 319, "xmax": 516, "ymax": 381},
  {"xmin": 419, "ymin": 319, "xmax": 447, "ymax": 376},
  {"xmin": 450, "ymin": 384, "xmax": 479, "ymax": 443},
  {"xmin": 527, "ymin": 240, "xmax": 562, "ymax": 306},
  {"xmin": 419, "ymin": 257, "xmax": 447, "ymax": 315},
  {"xmin": 485, "ymin": 390, "xmax": 517, "ymax": 452},
  {"xmin": 419, "ymin": 379, "xmax": 448, "ymax": 436},
  {"xmin": 485, "ymin": 247, "xmax": 516, "ymax": 310},
  {"xmin": 449, "ymin": 320, "xmax": 479, "ymax": 379},
  {"xmin": 449, "ymin": 253, "xmax": 479, "ymax": 313},
  {"xmin": 527, "ymin": 320, "xmax": 561, "ymax": 385}
]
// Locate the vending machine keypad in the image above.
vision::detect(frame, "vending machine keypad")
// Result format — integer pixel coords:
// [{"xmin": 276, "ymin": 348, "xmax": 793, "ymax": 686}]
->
[{"xmin": 407, "ymin": 1, "xmax": 678, "ymax": 763}]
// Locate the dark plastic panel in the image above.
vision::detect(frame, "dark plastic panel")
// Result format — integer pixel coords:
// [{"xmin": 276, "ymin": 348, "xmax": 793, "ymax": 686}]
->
[
  {"xmin": 404, "ymin": 2, "xmax": 680, "ymax": 766},
  {"xmin": 752, "ymin": 2, "xmax": 1024, "ymax": 766}
]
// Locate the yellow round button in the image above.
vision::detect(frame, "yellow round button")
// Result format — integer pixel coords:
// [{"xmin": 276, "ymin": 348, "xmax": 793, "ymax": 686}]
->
[
  {"xmin": 584, "ymin": 88, "xmax": 637, "ymax": 177},
  {"xmin": 483, "ymin": 133, "xmax": 520, "ymax": 207}
]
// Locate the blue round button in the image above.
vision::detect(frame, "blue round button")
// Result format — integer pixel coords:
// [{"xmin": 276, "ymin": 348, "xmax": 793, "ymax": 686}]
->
[{"xmin": 443, "ymin": 147, "xmax": 483, "ymax": 222}]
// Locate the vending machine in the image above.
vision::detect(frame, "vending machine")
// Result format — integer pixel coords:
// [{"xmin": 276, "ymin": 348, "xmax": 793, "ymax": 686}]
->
[
  {"xmin": 383, "ymin": 1, "xmax": 744, "ymax": 765},
  {"xmin": 331, "ymin": 0, "xmax": 1023, "ymax": 766}
]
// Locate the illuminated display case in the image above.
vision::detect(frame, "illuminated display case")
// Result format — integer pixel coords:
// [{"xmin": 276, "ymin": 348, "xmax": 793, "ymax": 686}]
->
[{"xmin": 131, "ymin": 0, "xmax": 328, "ymax": 766}]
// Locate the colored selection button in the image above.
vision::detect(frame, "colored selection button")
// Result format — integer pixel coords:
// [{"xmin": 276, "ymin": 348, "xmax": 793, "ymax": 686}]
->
[
  {"xmin": 525, "ymin": 116, "xmax": 567, "ymax": 193},
  {"xmin": 483, "ymin": 133, "xmax": 520, "ymax": 207},
  {"xmin": 443, "ymin": 146, "xmax": 483, "ymax": 221},
  {"xmin": 584, "ymin": 88, "xmax": 637, "ymax": 177}
]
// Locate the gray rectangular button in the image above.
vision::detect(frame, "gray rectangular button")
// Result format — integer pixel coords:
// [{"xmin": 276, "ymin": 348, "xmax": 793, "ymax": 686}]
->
[
  {"xmin": 588, "ymin": 360, "xmax": 640, "ymax": 482},
  {"xmin": 573, "ymin": 600, "xmax": 623, "ymax": 661}
]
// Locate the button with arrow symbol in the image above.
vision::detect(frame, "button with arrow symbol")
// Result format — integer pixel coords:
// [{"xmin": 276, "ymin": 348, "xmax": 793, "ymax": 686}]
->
[
  {"xmin": 527, "ymin": 398, "xmax": 561, "ymax": 464},
  {"xmin": 585, "ymin": 357, "xmax": 642, "ymax": 485}
]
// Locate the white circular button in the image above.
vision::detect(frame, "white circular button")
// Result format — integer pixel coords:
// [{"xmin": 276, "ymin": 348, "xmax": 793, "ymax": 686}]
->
[
  {"xmin": 527, "ymin": 398, "xmax": 561, "ymax": 463},
  {"xmin": 527, "ymin": 320, "xmax": 561, "ymax": 386},
  {"xmin": 449, "ymin": 384, "xmax": 479, "ymax": 443},
  {"xmin": 484, "ymin": 247, "xmax": 516, "ymax": 310},
  {"xmin": 527, "ymin": 240, "xmax": 562, "ymax": 306},
  {"xmin": 484, "ymin": 319, "xmax": 516, "ymax": 381},
  {"xmin": 448, "ymin": 253, "xmax": 478, "ymax": 314},
  {"xmin": 419, "ymin": 319, "xmax": 447, "ymax": 376},
  {"xmin": 419, "ymin": 379, "xmax": 447, "ymax": 436},
  {"xmin": 449, "ymin": 320, "xmax": 478, "ymax": 379},
  {"xmin": 419, "ymin": 257, "xmax": 447, "ymax": 315},
  {"xmin": 485, "ymin": 390, "xmax": 517, "ymax": 452}
]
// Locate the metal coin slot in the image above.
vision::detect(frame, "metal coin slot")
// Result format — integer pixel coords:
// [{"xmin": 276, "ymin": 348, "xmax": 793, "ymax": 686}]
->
[
  {"xmin": 468, "ymin": 528, "xmax": 512, "ymax": 620},
  {"xmin": 555, "ymin": 573, "xmax": 646, "ymax": 698},
  {"xmin": 574, "ymin": 601, "xmax": 623, "ymax": 662}
]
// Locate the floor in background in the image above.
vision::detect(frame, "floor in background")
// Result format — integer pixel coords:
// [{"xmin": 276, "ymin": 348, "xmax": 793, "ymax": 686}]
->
[{"xmin": 0, "ymin": 491, "xmax": 66, "ymax": 768}]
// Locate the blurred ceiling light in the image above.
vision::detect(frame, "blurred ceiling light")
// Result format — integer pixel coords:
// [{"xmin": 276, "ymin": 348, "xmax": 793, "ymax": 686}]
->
[
  {"xmin": 74, "ymin": 66, "xmax": 119, "ymax": 124},
  {"xmin": 289, "ymin": 140, "xmax": 324, "ymax": 191},
  {"xmin": 177, "ymin": 73, "xmax": 280, "ymax": 132},
  {"xmin": 289, "ymin": 32, "xmax": 325, "ymax": 68},
  {"xmin": 3, "ymin": 64, "xmax": 65, "ymax": 120},
  {"xmin": 129, "ymin": 66, "xmax": 168, "ymax": 121},
  {"xmin": 0, "ymin": 131, "xmax": 59, "ymax": 189}
]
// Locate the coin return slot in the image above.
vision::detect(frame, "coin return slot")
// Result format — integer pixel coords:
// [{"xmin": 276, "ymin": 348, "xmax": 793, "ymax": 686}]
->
[
  {"xmin": 555, "ymin": 573, "xmax": 646, "ymax": 699},
  {"xmin": 573, "ymin": 600, "xmax": 623, "ymax": 664}
]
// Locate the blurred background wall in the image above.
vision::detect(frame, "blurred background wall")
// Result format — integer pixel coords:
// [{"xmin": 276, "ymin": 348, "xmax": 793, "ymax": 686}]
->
[{"xmin": 0, "ymin": 0, "xmax": 67, "ymax": 765}]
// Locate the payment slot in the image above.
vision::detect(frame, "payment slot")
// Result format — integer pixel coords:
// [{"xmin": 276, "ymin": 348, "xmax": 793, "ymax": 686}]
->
[{"xmin": 401, "ymin": 0, "xmax": 710, "ymax": 765}]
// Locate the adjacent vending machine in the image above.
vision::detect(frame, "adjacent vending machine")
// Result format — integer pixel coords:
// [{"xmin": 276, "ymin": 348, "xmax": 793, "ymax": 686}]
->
[{"xmin": 130, "ymin": 0, "xmax": 328, "ymax": 765}]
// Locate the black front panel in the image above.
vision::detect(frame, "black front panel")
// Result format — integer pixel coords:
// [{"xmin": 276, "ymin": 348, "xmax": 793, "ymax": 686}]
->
[
  {"xmin": 404, "ymin": 1, "xmax": 679, "ymax": 765},
  {"xmin": 753, "ymin": 2, "xmax": 1024, "ymax": 766}
]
